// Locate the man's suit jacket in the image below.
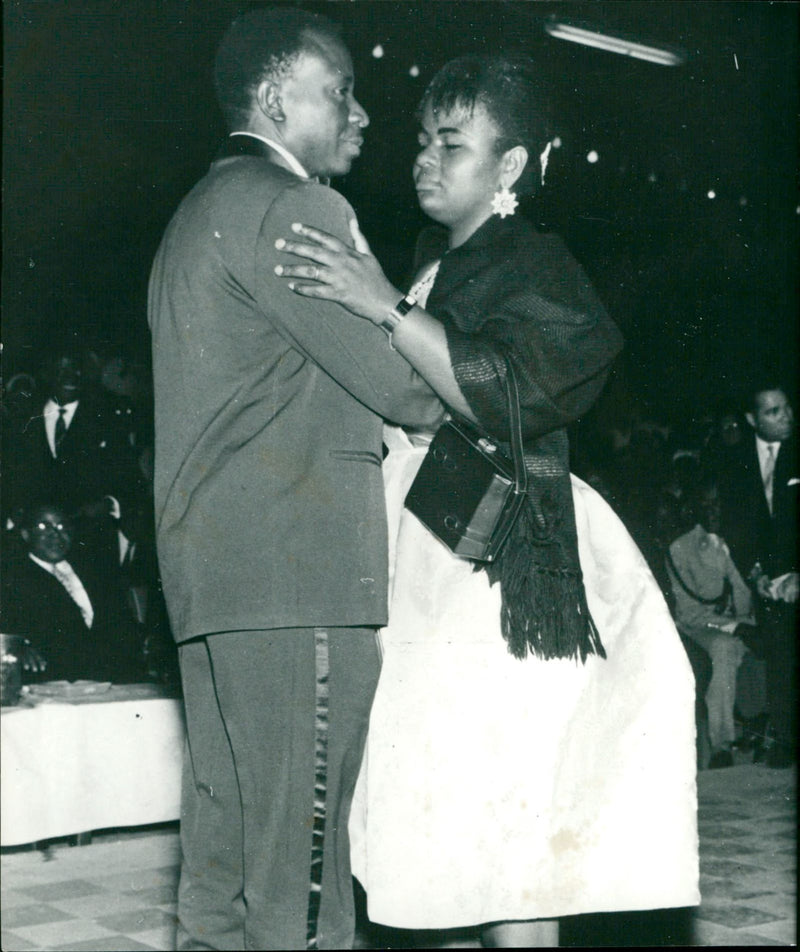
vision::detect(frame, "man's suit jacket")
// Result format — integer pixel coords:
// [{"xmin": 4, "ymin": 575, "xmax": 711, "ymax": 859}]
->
[
  {"xmin": 148, "ymin": 137, "xmax": 442, "ymax": 642},
  {"xmin": 0, "ymin": 546, "xmax": 146, "ymax": 683},
  {"xmin": 3, "ymin": 391, "xmax": 144, "ymax": 520},
  {"xmin": 717, "ymin": 434, "xmax": 798, "ymax": 578}
]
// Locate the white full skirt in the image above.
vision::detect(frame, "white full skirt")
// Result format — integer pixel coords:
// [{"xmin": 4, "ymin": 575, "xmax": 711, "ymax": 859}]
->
[{"xmin": 349, "ymin": 425, "xmax": 700, "ymax": 929}]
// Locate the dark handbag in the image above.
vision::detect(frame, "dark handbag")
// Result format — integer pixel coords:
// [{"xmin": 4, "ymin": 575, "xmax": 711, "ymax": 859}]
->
[{"xmin": 404, "ymin": 361, "xmax": 527, "ymax": 562}]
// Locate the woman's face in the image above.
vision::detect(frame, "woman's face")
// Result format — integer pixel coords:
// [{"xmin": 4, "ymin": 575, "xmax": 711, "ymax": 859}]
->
[{"xmin": 413, "ymin": 101, "xmax": 509, "ymax": 247}]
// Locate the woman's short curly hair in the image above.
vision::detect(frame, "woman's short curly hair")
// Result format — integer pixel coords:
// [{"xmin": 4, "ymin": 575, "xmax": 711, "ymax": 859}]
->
[
  {"xmin": 214, "ymin": 7, "xmax": 342, "ymax": 130},
  {"xmin": 417, "ymin": 55, "xmax": 555, "ymax": 195}
]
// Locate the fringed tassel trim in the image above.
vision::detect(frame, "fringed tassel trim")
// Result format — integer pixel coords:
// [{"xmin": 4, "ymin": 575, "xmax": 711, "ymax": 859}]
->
[
  {"xmin": 486, "ymin": 506, "xmax": 606, "ymax": 663},
  {"xmin": 498, "ymin": 566, "xmax": 606, "ymax": 661}
]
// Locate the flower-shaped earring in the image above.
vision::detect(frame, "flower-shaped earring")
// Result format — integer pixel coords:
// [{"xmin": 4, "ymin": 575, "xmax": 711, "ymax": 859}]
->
[{"xmin": 491, "ymin": 185, "xmax": 518, "ymax": 219}]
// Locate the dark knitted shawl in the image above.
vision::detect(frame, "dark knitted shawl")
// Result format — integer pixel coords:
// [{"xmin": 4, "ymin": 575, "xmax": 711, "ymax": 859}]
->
[{"xmin": 414, "ymin": 214, "xmax": 624, "ymax": 661}]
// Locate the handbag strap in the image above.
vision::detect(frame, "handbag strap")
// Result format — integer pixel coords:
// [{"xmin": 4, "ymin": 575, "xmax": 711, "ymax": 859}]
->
[{"xmin": 504, "ymin": 359, "xmax": 527, "ymax": 495}]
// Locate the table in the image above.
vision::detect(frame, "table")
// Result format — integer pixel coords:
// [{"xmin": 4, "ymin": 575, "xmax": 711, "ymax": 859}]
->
[{"xmin": 1, "ymin": 684, "xmax": 185, "ymax": 847}]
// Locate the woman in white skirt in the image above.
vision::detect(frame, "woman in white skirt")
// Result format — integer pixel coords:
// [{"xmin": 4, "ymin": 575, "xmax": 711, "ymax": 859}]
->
[{"xmin": 276, "ymin": 54, "xmax": 700, "ymax": 948}]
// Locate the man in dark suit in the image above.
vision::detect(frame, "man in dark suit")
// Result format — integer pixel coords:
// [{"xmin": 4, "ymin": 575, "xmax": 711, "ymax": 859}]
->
[
  {"xmin": 1, "ymin": 502, "xmax": 147, "ymax": 684},
  {"xmin": 717, "ymin": 381, "xmax": 797, "ymax": 767},
  {"xmin": 3, "ymin": 347, "xmax": 146, "ymax": 567},
  {"xmin": 148, "ymin": 8, "xmax": 442, "ymax": 949}
]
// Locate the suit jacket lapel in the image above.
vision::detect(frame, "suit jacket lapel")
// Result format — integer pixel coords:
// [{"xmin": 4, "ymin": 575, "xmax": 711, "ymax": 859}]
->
[
  {"xmin": 773, "ymin": 438, "xmax": 797, "ymax": 520},
  {"xmin": 31, "ymin": 559, "xmax": 88, "ymax": 630}
]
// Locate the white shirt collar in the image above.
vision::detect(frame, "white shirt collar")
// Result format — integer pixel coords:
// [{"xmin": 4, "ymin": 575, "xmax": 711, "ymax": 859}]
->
[
  {"xmin": 755, "ymin": 434, "xmax": 781, "ymax": 464},
  {"xmin": 229, "ymin": 132, "xmax": 309, "ymax": 179},
  {"xmin": 44, "ymin": 397, "xmax": 79, "ymax": 417},
  {"xmin": 29, "ymin": 553, "xmax": 68, "ymax": 573}
]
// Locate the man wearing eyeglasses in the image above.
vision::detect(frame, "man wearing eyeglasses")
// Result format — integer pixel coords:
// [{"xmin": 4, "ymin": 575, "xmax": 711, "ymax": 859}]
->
[{"xmin": 0, "ymin": 502, "xmax": 146, "ymax": 683}]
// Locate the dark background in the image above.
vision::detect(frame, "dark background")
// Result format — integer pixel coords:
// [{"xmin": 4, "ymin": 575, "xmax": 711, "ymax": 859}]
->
[{"xmin": 3, "ymin": 0, "xmax": 798, "ymax": 422}]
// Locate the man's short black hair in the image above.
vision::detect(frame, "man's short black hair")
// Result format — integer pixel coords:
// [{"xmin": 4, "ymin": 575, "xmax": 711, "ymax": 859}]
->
[
  {"xmin": 18, "ymin": 497, "xmax": 72, "ymax": 531},
  {"xmin": 214, "ymin": 6, "xmax": 342, "ymax": 131},
  {"xmin": 742, "ymin": 376, "xmax": 791, "ymax": 414}
]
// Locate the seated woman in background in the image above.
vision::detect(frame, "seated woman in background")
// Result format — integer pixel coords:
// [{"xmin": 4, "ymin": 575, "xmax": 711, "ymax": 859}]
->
[
  {"xmin": 277, "ymin": 54, "xmax": 699, "ymax": 947},
  {"xmin": 1, "ymin": 500, "xmax": 147, "ymax": 684}
]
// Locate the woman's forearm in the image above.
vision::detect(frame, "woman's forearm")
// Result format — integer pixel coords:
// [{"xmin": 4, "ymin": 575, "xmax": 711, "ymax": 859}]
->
[{"xmin": 389, "ymin": 305, "xmax": 476, "ymax": 421}]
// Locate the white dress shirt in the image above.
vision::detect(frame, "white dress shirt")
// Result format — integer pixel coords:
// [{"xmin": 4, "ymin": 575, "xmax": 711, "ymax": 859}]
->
[
  {"xmin": 755, "ymin": 435, "xmax": 782, "ymax": 512},
  {"xmin": 43, "ymin": 399, "xmax": 79, "ymax": 457}
]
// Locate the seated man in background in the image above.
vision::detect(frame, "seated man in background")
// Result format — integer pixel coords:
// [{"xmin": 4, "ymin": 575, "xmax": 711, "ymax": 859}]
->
[
  {"xmin": 0, "ymin": 500, "xmax": 147, "ymax": 684},
  {"xmin": 666, "ymin": 477, "xmax": 765, "ymax": 768}
]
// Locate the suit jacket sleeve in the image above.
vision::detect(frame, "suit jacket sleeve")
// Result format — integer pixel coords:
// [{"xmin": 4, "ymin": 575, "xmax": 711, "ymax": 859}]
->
[{"xmin": 254, "ymin": 182, "xmax": 443, "ymax": 427}]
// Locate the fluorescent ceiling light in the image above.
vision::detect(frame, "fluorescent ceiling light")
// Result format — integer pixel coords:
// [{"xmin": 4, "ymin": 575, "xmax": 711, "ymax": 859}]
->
[{"xmin": 545, "ymin": 19, "xmax": 685, "ymax": 66}]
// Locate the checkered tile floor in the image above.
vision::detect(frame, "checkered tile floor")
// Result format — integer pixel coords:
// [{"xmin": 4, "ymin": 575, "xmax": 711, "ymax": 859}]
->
[
  {"xmin": 1, "ymin": 763, "xmax": 795, "ymax": 950},
  {"xmin": 1, "ymin": 828, "xmax": 180, "ymax": 951}
]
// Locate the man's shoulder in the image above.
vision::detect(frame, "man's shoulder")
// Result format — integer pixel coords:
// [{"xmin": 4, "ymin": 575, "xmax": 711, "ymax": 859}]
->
[
  {"xmin": 1, "ymin": 550, "xmax": 50, "ymax": 588},
  {"xmin": 719, "ymin": 438, "xmax": 758, "ymax": 478},
  {"xmin": 180, "ymin": 156, "xmax": 290, "ymax": 210},
  {"xmin": 255, "ymin": 178, "xmax": 354, "ymax": 246},
  {"xmin": 670, "ymin": 526, "xmax": 701, "ymax": 556},
  {"xmin": 779, "ymin": 434, "xmax": 797, "ymax": 462},
  {"xmin": 210, "ymin": 153, "xmax": 297, "ymax": 186},
  {"xmin": 181, "ymin": 159, "xmax": 349, "ymax": 230}
]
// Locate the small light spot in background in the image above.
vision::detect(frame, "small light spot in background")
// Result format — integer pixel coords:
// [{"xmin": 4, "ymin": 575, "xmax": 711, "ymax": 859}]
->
[
  {"xmin": 552, "ymin": 136, "xmax": 562, "ymax": 149},
  {"xmin": 738, "ymin": 196, "xmax": 748, "ymax": 207},
  {"xmin": 409, "ymin": 64, "xmax": 420, "ymax": 78},
  {"xmin": 587, "ymin": 150, "xmax": 599, "ymax": 164},
  {"xmin": 372, "ymin": 44, "xmax": 384, "ymax": 59},
  {"xmin": 707, "ymin": 189, "xmax": 716, "ymax": 199},
  {"xmin": 647, "ymin": 172, "xmax": 657, "ymax": 183}
]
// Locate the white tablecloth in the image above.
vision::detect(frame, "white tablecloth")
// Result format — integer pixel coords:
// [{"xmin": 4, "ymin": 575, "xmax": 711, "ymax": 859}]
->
[{"xmin": 1, "ymin": 684, "xmax": 185, "ymax": 846}]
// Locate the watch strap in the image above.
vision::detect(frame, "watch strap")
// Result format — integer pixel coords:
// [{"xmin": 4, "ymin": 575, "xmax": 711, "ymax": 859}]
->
[{"xmin": 379, "ymin": 293, "xmax": 416, "ymax": 335}]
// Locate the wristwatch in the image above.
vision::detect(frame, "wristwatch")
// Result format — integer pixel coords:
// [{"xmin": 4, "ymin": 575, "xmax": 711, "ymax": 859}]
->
[{"xmin": 379, "ymin": 293, "xmax": 416, "ymax": 337}]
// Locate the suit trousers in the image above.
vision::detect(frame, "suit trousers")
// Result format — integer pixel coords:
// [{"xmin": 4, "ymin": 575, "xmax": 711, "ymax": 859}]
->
[
  {"xmin": 176, "ymin": 627, "xmax": 381, "ymax": 951},
  {"xmin": 747, "ymin": 603, "xmax": 798, "ymax": 749}
]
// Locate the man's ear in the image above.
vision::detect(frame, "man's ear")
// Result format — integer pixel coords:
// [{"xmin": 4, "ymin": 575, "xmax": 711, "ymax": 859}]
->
[
  {"xmin": 256, "ymin": 80, "xmax": 285, "ymax": 122},
  {"xmin": 745, "ymin": 411, "xmax": 756, "ymax": 430}
]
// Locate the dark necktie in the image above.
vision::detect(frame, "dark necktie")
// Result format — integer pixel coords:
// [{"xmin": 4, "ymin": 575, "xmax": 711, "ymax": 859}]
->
[{"xmin": 54, "ymin": 407, "xmax": 67, "ymax": 455}]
